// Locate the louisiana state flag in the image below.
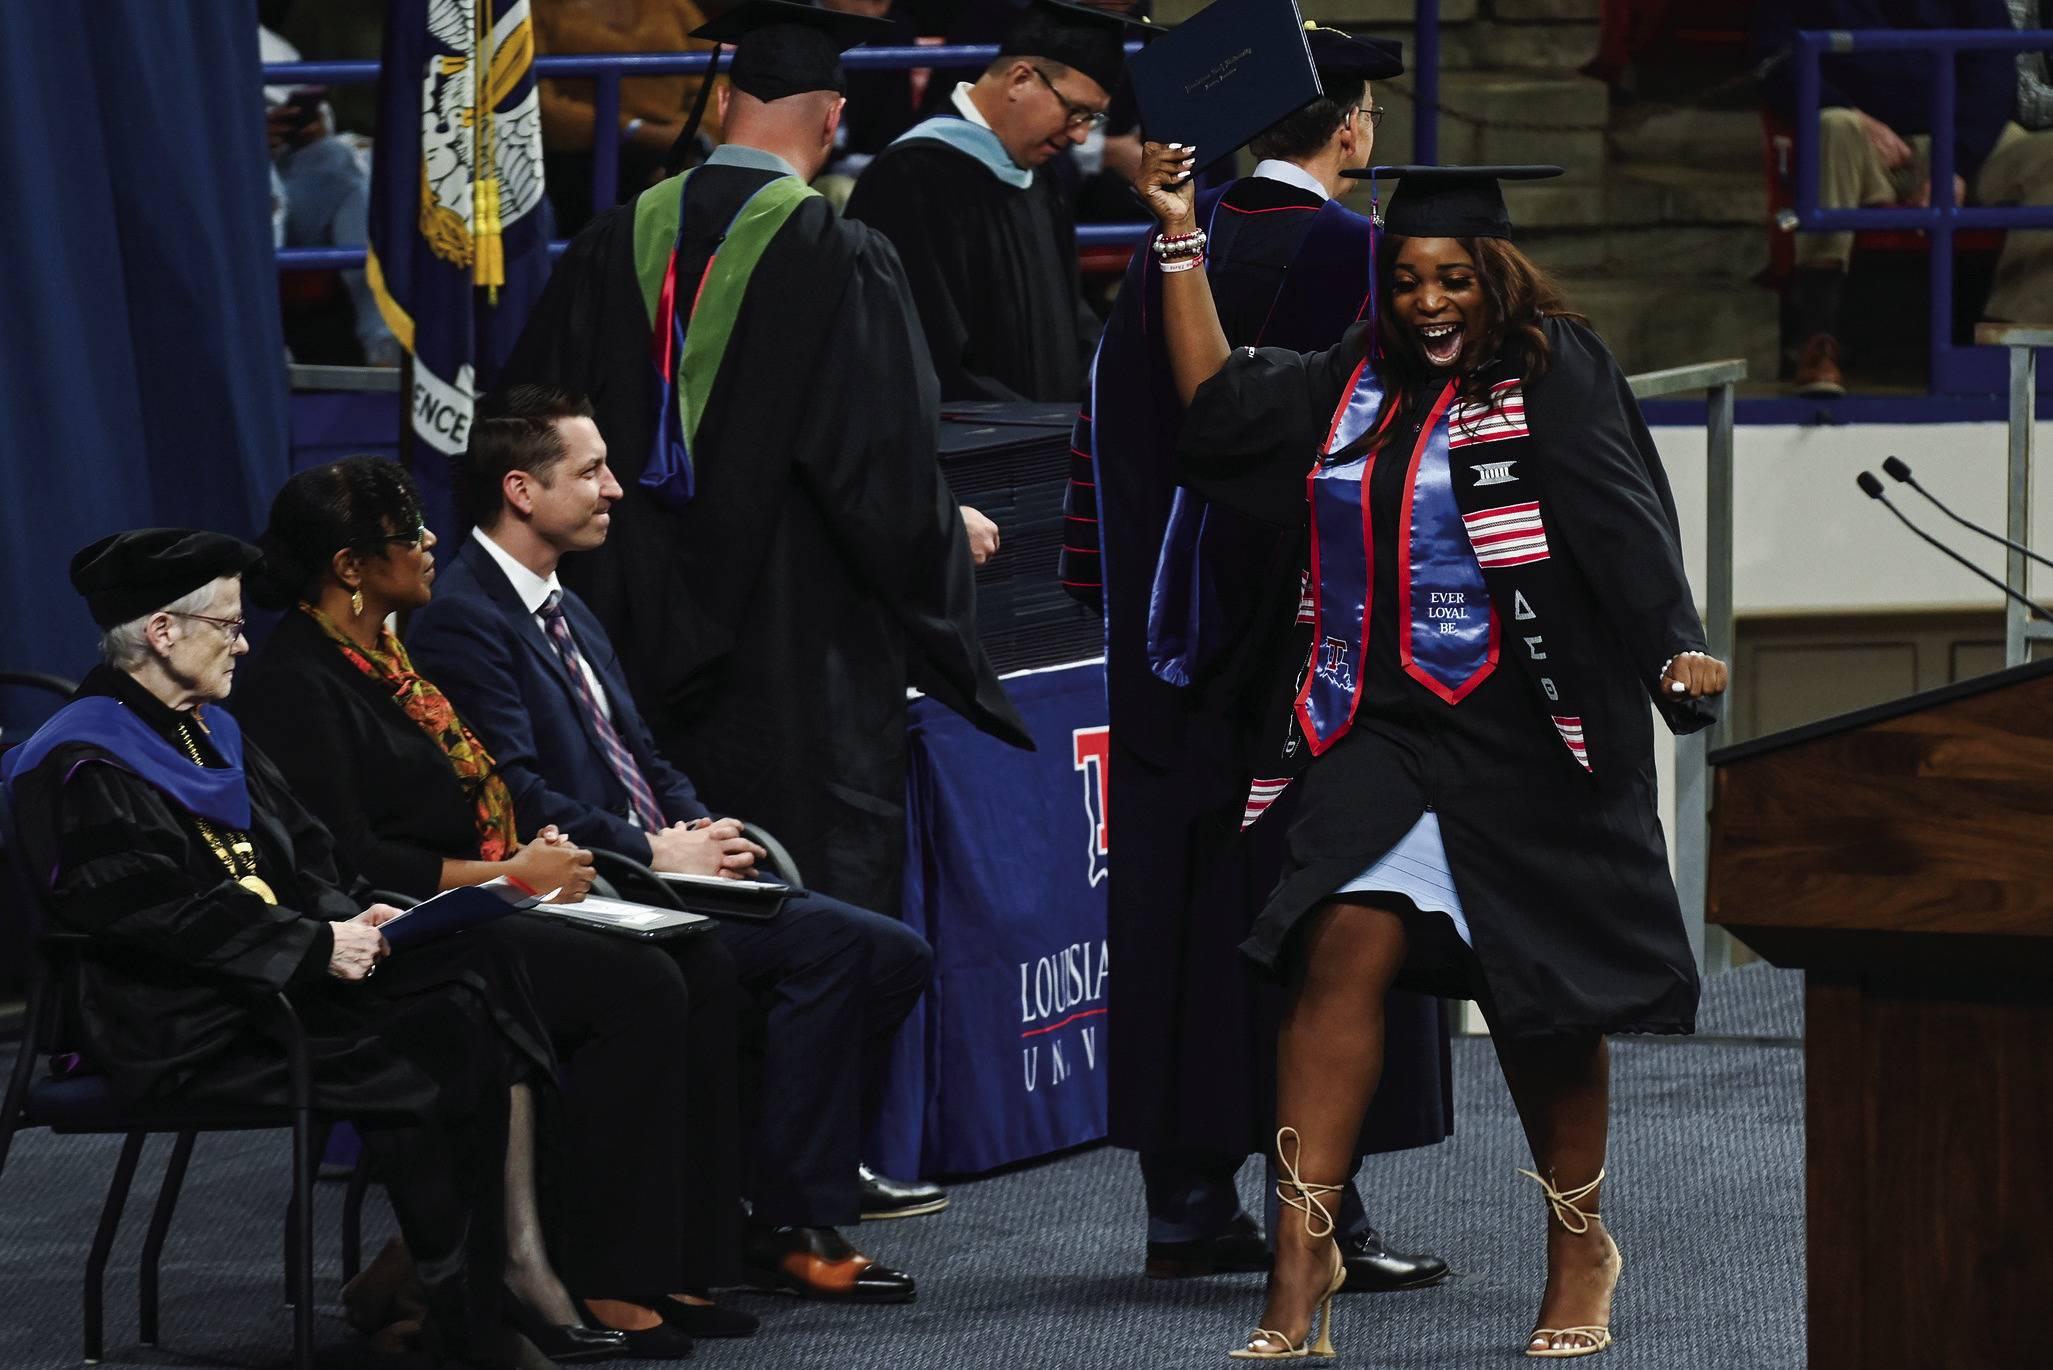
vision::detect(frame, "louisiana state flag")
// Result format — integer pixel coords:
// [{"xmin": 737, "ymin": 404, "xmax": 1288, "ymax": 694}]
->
[{"xmin": 368, "ymin": 0, "xmax": 549, "ymax": 458}]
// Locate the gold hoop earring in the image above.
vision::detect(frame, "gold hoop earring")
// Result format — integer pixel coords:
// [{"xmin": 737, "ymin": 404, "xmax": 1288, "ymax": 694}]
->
[{"xmin": 350, "ymin": 588, "xmax": 365, "ymax": 617}]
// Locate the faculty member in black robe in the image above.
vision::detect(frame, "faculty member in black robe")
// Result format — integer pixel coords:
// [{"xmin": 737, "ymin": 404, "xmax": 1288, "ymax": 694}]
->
[
  {"xmin": 1132, "ymin": 151, "xmax": 1729, "ymax": 1360},
  {"xmin": 844, "ymin": 0, "xmax": 1151, "ymax": 401},
  {"xmin": 3, "ymin": 530, "xmax": 600, "ymax": 1369},
  {"xmin": 496, "ymin": 0, "xmax": 1031, "ymax": 915},
  {"xmin": 1061, "ymin": 28, "xmax": 1453, "ymax": 1293}
]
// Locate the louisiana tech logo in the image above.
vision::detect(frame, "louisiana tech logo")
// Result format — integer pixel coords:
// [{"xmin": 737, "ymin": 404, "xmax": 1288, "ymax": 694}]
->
[
  {"xmin": 1316, "ymin": 636, "xmax": 1356, "ymax": 693},
  {"xmin": 1071, "ymin": 726, "xmax": 1110, "ymax": 887}
]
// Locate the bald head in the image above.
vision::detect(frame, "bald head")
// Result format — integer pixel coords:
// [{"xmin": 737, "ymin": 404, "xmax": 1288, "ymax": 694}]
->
[{"xmin": 715, "ymin": 85, "xmax": 845, "ymax": 180}]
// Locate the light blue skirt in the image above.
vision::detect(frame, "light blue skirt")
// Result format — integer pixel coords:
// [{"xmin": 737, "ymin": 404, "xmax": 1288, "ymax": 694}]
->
[{"xmin": 1334, "ymin": 810, "xmax": 1472, "ymax": 946}]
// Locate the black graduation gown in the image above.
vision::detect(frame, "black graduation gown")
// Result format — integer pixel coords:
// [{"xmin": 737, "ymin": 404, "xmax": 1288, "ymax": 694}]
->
[
  {"xmin": 1181, "ymin": 318, "xmax": 1708, "ymax": 1039},
  {"xmin": 496, "ymin": 164, "xmax": 1031, "ymax": 914},
  {"xmin": 1092, "ymin": 178, "xmax": 1452, "ymax": 1160},
  {"xmin": 9, "ymin": 665, "xmax": 554, "ymax": 1359},
  {"xmin": 843, "ymin": 136, "xmax": 1100, "ymax": 402}
]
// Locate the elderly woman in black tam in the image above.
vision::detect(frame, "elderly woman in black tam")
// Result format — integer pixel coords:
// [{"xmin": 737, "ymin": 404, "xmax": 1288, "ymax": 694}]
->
[
  {"xmin": 1, "ymin": 530, "xmax": 621, "ymax": 1369},
  {"xmin": 1133, "ymin": 149, "xmax": 1729, "ymax": 1361}
]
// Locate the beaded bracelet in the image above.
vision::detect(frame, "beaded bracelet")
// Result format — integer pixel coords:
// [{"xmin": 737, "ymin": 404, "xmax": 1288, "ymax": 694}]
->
[
  {"xmin": 1152, "ymin": 228, "xmax": 1207, "ymax": 259},
  {"xmin": 1159, "ymin": 252, "xmax": 1206, "ymax": 274}
]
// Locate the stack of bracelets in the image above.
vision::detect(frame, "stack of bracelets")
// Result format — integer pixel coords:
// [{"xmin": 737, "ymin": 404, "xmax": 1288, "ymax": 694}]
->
[{"xmin": 1154, "ymin": 226, "xmax": 1206, "ymax": 274}]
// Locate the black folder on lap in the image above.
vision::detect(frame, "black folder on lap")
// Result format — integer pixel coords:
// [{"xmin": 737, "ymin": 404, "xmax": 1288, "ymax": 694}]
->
[
  {"xmin": 1127, "ymin": 0, "xmax": 1320, "ymax": 164},
  {"xmin": 655, "ymin": 870, "xmax": 793, "ymax": 922}
]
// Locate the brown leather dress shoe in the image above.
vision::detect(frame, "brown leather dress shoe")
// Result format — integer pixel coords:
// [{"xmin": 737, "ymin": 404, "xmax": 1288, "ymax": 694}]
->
[
  {"xmin": 1793, "ymin": 332, "xmax": 1846, "ymax": 397},
  {"xmin": 743, "ymin": 1223, "xmax": 917, "ymax": 1303}
]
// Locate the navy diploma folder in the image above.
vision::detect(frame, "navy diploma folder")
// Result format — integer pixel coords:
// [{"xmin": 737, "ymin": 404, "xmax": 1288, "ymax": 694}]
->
[
  {"xmin": 377, "ymin": 878, "xmax": 549, "ymax": 952},
  {"xmin": 1126, "ymin": 0, "xmax": 1320, "ymax": 165}
]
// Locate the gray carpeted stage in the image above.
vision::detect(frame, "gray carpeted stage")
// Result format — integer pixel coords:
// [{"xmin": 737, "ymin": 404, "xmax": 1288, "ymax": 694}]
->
[{"xmin": 0, "ymin": 963, "xmax": 1804, "ymax": 1369}]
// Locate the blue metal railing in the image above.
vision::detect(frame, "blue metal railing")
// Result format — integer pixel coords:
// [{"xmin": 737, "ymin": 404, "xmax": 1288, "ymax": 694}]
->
[
  {"xmin": 267, "ymin": 10, "xmax": 1447, "ymax": 271},
  {"xmin": 1791, "ymin": 28, "xmax": 2053, "ymax": 394}
]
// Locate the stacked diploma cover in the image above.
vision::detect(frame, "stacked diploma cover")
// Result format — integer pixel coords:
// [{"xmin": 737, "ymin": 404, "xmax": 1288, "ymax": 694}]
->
[{"xmin": 939, "ymin": 402, "xmax": 1103, "ymax": 673}]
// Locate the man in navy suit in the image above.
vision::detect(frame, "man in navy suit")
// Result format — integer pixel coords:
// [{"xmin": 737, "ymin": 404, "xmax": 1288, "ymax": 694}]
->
[{"xmin": 409, "ymin": 384, "xmax": 941, "ymax": 1304}]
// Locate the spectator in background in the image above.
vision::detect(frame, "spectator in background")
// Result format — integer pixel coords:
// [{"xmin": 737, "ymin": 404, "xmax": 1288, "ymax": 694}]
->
[
  {"xmin": 814, "ymin": 0, "xmax": 923, "ymax": 208},
  {"xmin": 262, "ymin": 20, "xmax": 402, "ymax": 366},
  {"xmin": 268, "ymin": 0, "xmax": 385, "ymax": 135},
  {"xmin": 1754, "ymin": 0, "xmax": 2015, "ymax": 396},
  {"xmin": 1981, "ymin": 1, "xmax": 2053, "ymax": 325},
  {"xmin": 534, "ymin": 0, "xmax": 722, "ymax": 238}
]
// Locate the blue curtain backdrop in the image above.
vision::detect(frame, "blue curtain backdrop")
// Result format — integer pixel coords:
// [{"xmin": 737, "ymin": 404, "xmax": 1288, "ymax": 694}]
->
[{"xmin": 0, "ymin": 0, "xmax": 289, "ymax": 722}]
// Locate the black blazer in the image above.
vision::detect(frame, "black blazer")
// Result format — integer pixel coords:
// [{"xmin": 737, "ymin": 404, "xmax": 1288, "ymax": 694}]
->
[{"xmin": 231, "ymin": 608, "xmax": 485, "ymax": 900}]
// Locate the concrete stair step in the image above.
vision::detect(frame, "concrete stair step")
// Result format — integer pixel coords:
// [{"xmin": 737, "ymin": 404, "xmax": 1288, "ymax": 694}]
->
[
  {"xmin": 1559, "ymin": 275, "xmax": 1779, "ymax": 380},
  {"xmin": 1610, "ymin": 109, "xmax": 1763, "ymax": 173},
  {"xmin": 1520, "ymin": 222, "xmax": 1769, "ymax": 278}
]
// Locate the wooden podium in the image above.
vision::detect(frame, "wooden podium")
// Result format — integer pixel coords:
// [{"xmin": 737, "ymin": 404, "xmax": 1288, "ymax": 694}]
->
[{"xmin": 1709, "ymin": 660, "xmax": 2053, "ymax": 1370}]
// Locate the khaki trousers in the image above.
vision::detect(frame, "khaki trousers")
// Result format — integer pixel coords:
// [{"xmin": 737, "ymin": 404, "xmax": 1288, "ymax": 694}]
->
[
  {"xmin": 1795, "ymin": 106, "xmax": 1930, "ymax": 271},
  {"xmin": 1978, "ymin": 122, "xmax": 2053, "ymax": 325}
]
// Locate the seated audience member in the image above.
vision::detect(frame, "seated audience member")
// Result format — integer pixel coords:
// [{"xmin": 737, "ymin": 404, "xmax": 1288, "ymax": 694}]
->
[
  {"xmin": 407, "ymin": 393, "xmax": 942, "ymax": 1301},
  {"xmin": 261, "ymin": 21, "xmax": 400, "ymax": 366},
  {"xmin": 2, "ymin": 530, "xmax": 598, "ymax": 1369},
  {"xmin": 534, "ymin": 0, "xmax": 721, "ymax": 237},
  {"xmin": 814, "ymin": 0, "xmax": 923, "ymax": 205},
  {"xmin": 1754, "ymin": 0, "xmax": 2019, "ymax": 395},
  {"xmin": 232, "ymin": 457, "xmax": 755, "ymax": 1351}
]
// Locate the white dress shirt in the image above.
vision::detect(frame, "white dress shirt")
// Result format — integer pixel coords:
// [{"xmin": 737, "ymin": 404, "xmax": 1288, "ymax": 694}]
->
[
  {"xmin": 951, "ymin": 81, "xmax": 995, "ymax": 129},
  {"xmin": 1251, "ymin": 158, "xmax": 1335, "ymax": 203},
  {"xmin": 470, "ymin": 527, "xmax": 616, "ymax": 725}
]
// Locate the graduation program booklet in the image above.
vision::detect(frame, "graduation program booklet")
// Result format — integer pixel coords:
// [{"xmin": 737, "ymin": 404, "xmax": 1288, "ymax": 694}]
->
[
  {"xmin": 1127, "ymin": 0, "xmax": 1320, "ymax": 167},
  {"xmin": 377, "ymin": 877, "xmax": 556, "ymax": 952},
  {"xmin": 524, "ymin": 895, "xmax": 715, "ymax": 941}
]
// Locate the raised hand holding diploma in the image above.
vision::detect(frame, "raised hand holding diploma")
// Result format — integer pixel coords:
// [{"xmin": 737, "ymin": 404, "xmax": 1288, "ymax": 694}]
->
[{"xmin": 1135, "ymin": 142, "xmax": 1199, "ymax": 232}]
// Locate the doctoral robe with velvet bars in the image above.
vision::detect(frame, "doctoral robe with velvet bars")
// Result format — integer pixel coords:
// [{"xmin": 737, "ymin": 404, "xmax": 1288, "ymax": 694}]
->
[{"xmin": 497, "ymin": 163, "xmax": 1031, "ymax": 915}]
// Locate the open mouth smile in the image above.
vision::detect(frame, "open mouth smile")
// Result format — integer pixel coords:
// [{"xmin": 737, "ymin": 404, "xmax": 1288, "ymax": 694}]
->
[{"xmin": 1418, "ymin": 321, "xmax": 1464, "ymax": 366}]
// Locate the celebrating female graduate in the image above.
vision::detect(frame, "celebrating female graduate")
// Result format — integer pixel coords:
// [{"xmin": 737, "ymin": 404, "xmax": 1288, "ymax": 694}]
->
[{"xmin": 1131, "ymin": 144, "xmax": 1729, "ymax": 1361}]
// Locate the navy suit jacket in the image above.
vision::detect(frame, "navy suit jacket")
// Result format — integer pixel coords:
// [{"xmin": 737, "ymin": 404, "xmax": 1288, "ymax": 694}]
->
[{"xmin": 406, "ymin": 536, "xmax": 710, "ymax": 862}]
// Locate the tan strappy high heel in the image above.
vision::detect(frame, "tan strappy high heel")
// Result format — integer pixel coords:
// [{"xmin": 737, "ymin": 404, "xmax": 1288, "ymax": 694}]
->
[
  {"xmin": 1229, "ymin": 1129, "xmax": 1348, "ymax": 1361},
  {"xmin": 1518, "ymin": 1167, "xmax": 1621, "ymax": 1358}
]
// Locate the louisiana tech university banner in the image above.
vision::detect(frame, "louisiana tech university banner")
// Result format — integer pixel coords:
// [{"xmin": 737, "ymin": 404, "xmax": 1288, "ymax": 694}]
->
[{"xmin": 869, "ymin": 659, "xmax": 1110, "ymax": 1178}]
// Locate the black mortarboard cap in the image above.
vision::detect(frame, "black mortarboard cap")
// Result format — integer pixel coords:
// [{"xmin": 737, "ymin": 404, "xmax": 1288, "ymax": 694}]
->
[
  {"xmin": 70, "ymin": 528, "xmax": 262, "ymax": 627},
  {"xmin": 1341, "ymin": 163, "xmax": 1563, "ymax": 238},
  {"xmin": 1304, "ymin": 24, "xmax": 1403, "ymax": 96},
  {"xmin": 691, "ymin": 0, "xmax": 894, "ymax": 102},
  {"xmin": 998, "ymin": 0, "xmax": 1160, "ymax": 99}
]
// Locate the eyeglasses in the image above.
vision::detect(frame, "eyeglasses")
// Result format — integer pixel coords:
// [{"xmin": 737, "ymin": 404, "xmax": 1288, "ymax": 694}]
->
[
  {"xmin": 1353, "ymin": 105, "xmax": 1385, "ymax": 129},
  {"xmin": 170, "ymin": 611, "xmax": 247, "ymax": 640},
  {"xmin": 1031, "ymin": 65, "xmax": 1109, "ymax": 132},
  {"xmin": 354, "ymin": 520, "xmax": 430, "ymax": 551}
]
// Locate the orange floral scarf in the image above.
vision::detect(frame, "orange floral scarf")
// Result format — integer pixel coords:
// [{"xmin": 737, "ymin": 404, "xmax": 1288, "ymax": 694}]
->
[{"xmin": 303, "ymin": 605, "xmax": 519, "ymax": 861}]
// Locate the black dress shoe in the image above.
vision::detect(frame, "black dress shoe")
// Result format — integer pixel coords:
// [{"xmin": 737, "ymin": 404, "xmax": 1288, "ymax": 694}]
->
[
  {"xmin": 1336, "ymin": 1225, "xmax": 1450, "ymax": 1292},
  {"xmin": 1145, "ymin": 1211, "xmax": 1273, "ymax": 1278},
  {"xmin": 657, "ymin": 1295, "xmax": 760, "ymax": 1338},
  {"xmin": 500, "ymin": 1288, "xmax": 626, "ymax": 1363},
  {"xmin": 575, "ymin": 1300, "xmax": 694, "ymax": 1361},
  {"xmin": 743, "ymin": 1223, "xmax": 918, "ymax": 1303},
  {"xmin": 859, "ymin": 1164, "xmax": 949, "ymax": 1219}
]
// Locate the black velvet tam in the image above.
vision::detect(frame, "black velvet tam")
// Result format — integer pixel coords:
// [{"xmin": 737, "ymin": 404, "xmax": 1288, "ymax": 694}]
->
[
  {"xmin": 692, "ymin": 0, "xmax": 894, "ymax": 101},
  {"xmin": 998, "ymin": 0, "xmax": 1161, "ymax": 98},
  {"xmin": 1341, "ymin": 163, "xmax": 1563, "ymax": 239},
  {"xmin": 70, "ymin": 528, "xmax": 261, "ymax": 626},
  {"xmin": 1305, "ymin": 24, "xmax": 1403, "ymax": 91}
]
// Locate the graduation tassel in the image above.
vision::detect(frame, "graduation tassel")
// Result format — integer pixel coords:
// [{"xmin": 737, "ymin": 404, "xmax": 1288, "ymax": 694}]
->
[{"xmin": 664, "ymin": 41, "xmax": 727, "ymax": 177}]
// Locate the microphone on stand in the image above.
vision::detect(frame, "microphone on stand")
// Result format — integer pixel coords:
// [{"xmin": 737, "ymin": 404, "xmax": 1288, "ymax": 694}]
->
[
  {"xmin": 1880, "ymin": 456, "xmax": 2053, "ymax": 573},
  {"xmin": 1857, "ymin": 471, "xmax": 2053, "ymax": 622}
]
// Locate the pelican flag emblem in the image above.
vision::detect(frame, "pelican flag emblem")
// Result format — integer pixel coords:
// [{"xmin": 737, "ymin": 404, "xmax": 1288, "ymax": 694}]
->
[
  {"xmin": 1471, "ymin": 460, "xmax": 1517, "ymax": 486},
  {"xmin": 1072, "ymin": 727, "xmax": 1110, "ymax": 887}
]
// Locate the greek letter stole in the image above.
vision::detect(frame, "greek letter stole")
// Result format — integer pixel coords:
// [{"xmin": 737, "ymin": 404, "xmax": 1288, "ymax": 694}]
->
[{"xmin": 1294, "ymin": 360, "xmax": 1594, "ymax": 772}]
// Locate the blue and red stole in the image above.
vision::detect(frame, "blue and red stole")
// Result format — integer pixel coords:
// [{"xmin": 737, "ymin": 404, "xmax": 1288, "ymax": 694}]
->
[
  {"xmin": 0, "ymin": 695, "xmax": 252, "ymax": 825},
  {"xmin": 1296, "ymin": 361, "xmax": 1592, "ymax": 772}
]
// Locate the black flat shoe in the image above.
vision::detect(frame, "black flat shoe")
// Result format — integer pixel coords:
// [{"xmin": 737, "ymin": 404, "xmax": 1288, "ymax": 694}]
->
[
  {"xmin": 501, "ymin": 1287, "xmax": 626, "ymax": 1363},
  {"xmin": 658, "ymin": 1296, "xmax": 760, "ymax": 1338},
  {"xmin": 576, "ymin": 1299, "xmax": 696, "ymax": 1360},
  {"xmin": 859, "ymin": 1164, "xmax": 949, "ymax": 1219},
  {"xmin": 743, "ymin": 1223, "xmax": 918, "ymax": 1303},
  {"xmin": 1337, "ymin": 1224, "xmax": 1450, "ymax": 1292},
  {"xmin": 1146, "ymin": 1210, "xmax": 1272, "ymax": 1278}
]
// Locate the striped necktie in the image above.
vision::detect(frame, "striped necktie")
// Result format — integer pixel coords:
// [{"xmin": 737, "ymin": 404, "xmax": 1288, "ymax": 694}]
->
[{"xmin": 537, "ymin": 590, "xmax": 667, "ymax": 831}]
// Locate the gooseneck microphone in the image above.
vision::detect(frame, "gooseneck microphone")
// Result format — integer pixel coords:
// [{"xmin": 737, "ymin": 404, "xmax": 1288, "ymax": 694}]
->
[
  {"xmin": 1880, "ymin": 455, "xmax": 2053, "ymax": 573},
  {"xmin": 1858, "ymin": 471, "xmax": 2053, "ymax": 621}
]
